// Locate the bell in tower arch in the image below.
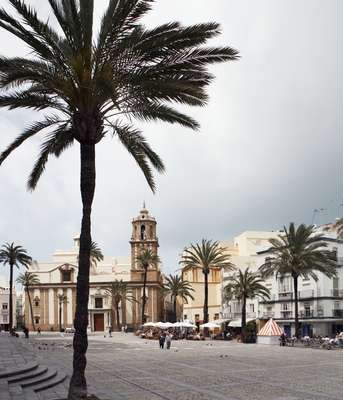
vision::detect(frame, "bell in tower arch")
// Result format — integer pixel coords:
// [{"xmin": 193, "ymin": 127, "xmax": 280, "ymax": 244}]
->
[{"xmin": 140, "ymin": 224, "xmax": 146, "ymax": 240}]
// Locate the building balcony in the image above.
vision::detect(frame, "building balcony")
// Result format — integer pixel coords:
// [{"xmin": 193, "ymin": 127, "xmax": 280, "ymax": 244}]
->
[
  {"xmin": 223, "ymin": 312, "xmax": 257, "ymax": 320},
  {"xmin": 261, "ymin": 312, "xmax": 275, "ymax": 318},
  {"xmin": 332, "ymin": 309, "xmax": 343, "ymax": 317}
]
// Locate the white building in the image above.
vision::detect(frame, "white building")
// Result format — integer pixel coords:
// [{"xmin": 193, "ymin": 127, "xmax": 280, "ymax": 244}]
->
[
  {"xmin": 222, "ymin": 226, "xmax": 343, "ymax": 337},
  {"xmin": 0, "ymin": 274, "xmax": 16, "ymax": 331}
]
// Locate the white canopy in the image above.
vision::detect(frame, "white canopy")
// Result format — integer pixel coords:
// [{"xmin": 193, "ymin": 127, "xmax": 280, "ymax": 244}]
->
[
  {"xmin": 200, "ymin": 322, "xmax": 220, "ymax": 329},
  {"xmin": 155, "ymin": 322, "xmax": 174, "ymax": 328},
  {"xmin": 143, "ymin": 322, "xmax": 156, "ymax": 327},
  {"xmin": 178, "ymin": 322, "xmax": 197, "ymax": 328},
  {"xmin": 228, "ymin": 318, "xmax": 255, "ymax": 328}
]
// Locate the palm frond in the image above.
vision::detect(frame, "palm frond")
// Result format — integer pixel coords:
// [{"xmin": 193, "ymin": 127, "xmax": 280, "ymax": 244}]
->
[
  {"xmin": 110, "ymin": 122, "xmax": 165, "ymax": 192},
  {"xmin": 27, "ymin": 125, "xmax": 74, "ymax": 190},
  {"xmin": 0, "ymin": 115, "xmax": 63, "ymax": 165}
]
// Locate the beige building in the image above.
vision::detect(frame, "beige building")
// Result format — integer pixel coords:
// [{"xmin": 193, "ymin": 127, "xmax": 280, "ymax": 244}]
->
[
  {"xmin": 181, "ymin": 265, "xmax": 222, "ymax": 325},
  {"xmin": 181, "ymin": 231, "xmax": 281, "ymax": 325},
  {"xmin": 25, "ymin": 206, "xmax": 164, "ymax": 332}
]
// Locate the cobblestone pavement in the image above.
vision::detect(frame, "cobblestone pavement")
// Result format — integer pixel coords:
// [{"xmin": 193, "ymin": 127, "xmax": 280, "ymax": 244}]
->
[{"xmin": 12, "ymin": 332, "xmax": 342, "ymax": 400}]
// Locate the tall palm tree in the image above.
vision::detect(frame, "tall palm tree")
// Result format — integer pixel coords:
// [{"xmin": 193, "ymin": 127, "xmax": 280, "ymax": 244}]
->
[
  {"xmin": 259, "ymin": 223, "xmax": 337, "ymax": 338},
  {"xmin": 16, "ymin": 271, "xmax": 40, "ymax": 331},
  {"xmin": 57, "ymin": 293, "xmax": 69, "ymax": 332},
  {"xmin": 0, "ymin": 243, "xmax": 31, "ymax": 332},
  {"xmin": 330, "ymin": 219, "xmax": 343, "ymax": 239},
  {"xmin": 223, "ymin": 268, "xmax": 270, "ymax": 342},
  {"xmin": 105, "ymin": 280, "xmax": 136, "ymax": 331},
  {"xmin": 78, "ymin": 241, "xmax": 104, "ymax": 273},
  {"xmin": 180, "ymin": 239, "xmax": 235, "ymax": 325},
  {"xmin": 136, "ymin": 249, "xmax": 160, "ymax": 324},
  {"xmin": 163, "ymin": 274, "xmax": 195, "ymax": 322},
  {"xmin": 0, "ymin": 1, "xmax": 238, "ymax": 397}
]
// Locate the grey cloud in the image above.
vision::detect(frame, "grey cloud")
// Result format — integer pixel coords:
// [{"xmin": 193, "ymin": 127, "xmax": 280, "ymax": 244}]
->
[{"xmin": 0, "ymin": 0, "xmax": 343, "ymax": 282}]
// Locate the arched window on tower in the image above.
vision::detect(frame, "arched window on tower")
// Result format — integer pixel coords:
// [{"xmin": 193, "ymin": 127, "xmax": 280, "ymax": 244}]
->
[
  {"xmin": 150, "ymin": 225, "xmax": 153, "ymax": 238},
  {"xmin": 141, "ymin": 225, "xmax": 146, "ymax": 240}
]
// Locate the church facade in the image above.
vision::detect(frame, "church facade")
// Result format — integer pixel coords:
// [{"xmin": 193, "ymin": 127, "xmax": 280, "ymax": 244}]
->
[{"xmin": 25, "ymin": 206, "xmax": 164, "ymax": 332}]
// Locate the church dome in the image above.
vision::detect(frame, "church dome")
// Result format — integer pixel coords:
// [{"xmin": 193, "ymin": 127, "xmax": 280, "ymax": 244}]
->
[{"xmin": 132, "ymin": 203, "xmax": 156, "ymax": 222}]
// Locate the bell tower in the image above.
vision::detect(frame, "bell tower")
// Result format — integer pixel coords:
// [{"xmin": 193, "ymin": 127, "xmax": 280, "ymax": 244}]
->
[
  {"xmin": 129, "ymin": 204, "xmax": 163, "ymax": 325},
  {"xmin": 130, "ymin": 203, "xmax": 159, "ymax": 270}
]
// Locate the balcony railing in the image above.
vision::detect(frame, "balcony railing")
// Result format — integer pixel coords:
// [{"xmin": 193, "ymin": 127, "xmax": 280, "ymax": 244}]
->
[
  {"xmin": 224, "ymin": 312, "xmax": 257, "ymax": 319},
  {"xmin": 262, "ymin": 312, "xmax": 274, "ymax": 318},
  {"xmin": 332, "ymin": 309, "xmax": 343, "ymax": 317}
]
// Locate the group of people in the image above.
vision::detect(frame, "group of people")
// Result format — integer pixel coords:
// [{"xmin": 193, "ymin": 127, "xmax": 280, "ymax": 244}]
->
[{"xmin": 159, "ymin": 333, "xmax": 172, "ymax": 349}]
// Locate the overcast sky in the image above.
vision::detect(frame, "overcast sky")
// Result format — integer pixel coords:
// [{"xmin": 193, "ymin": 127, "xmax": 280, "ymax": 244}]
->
[{"xmin": 1, "ymin": 0, "xmax": 343, "ymax": 283}]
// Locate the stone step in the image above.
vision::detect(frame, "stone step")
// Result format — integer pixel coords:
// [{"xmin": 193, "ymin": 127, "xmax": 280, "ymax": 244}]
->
[
  {"xmin": 0, "ymin": 362, "xmax": 38, "ymax": 379},
  {"xmin": 34, "ymin": 371, "xmax": 67, "ymax": 392},
  {"xmin": 20, "ymin": 369, "xmax": 57, "ymax": 389},
  {"xmin": 7, "ymin": 366, "xmax": 48, "ymax": 384},
  {"xmin": 22, "ymin": 388, "xmax": 40, "ymax": 400}
]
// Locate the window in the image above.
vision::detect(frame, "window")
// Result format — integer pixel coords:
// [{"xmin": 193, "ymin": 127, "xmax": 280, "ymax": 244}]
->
[
  {"xmin": 249, "ymin": 304, "xmax": 254, "ymax": 313},
  {"xmin": 184, "ymin": 315, "xmax": 187, "ymax": 320},
  {"xmin": 34, "ymin": 300, "xmax": 40, "ymax": 307},
  {"xmin": 3, "ymin": 315, "xmax": 7, "ymax": 323},
  {"xmin": 2, "ymin": 303, "xmax": 8, "ymax": 310},
  {"xmin": 95, "ymin": 297, "xmax": 103, "ymax": 309},
  {"xmin": 194, "ymin": 314, "xmax": 199, "ymax": 321},
  {"xmin": 35, "ymin": 317, "xmax": 40, "ymax": 324},
  {"xmin": 62, "ymin": 271, "xmax": 71, "ymax": 282},
  {"xmin": 214, "ymin": 313, "xmax": 219, "ymax": 320}
]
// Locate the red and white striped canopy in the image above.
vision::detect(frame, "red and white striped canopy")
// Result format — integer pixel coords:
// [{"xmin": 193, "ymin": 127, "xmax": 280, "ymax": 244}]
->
[{"xmin": 258, "ymin": 318, "xmax": 283, "ymax": 336}]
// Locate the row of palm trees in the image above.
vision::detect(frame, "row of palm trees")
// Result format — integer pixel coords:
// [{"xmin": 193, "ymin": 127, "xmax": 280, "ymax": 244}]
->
[
  {"xmin": 180, "ymin": 222, "xmax": 339, "ymax": 341},
  {"xmin": 0, "ymin": 241, "xmax": 194, "ymax": 332},
  {"xmin": 0, "ymin": 1, "xmax": 238, "ymax": 398}
]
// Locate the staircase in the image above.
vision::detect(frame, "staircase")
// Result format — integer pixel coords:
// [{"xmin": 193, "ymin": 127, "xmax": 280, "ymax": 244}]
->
[{"xmin": 0, "ymin": 361, "xmax": 67, "ymax": 400}]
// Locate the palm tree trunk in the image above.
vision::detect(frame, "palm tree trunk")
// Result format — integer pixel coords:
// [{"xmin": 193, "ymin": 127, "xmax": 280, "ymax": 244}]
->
[
  {"xmin": 59, "ymin": 302, "xmax": 62, "ymax": 332},
  {"xmin": 9, "ymin": 263, "xmax": 13, "ymax": 332},
  {"xmin": 141, "ymin": 266, "xmax": 148, "ymax": 324},
  {"xmin": 68, "ymin": 143, "xmax": 96, "ymax": 400},
  {"xmin": 204, "ymin": 271, "xmax": 209, "ymax": 324},
  {"xmin": 173, "ymin": 296, "xmax": 177, "ymax": 323},
  {"xmin": 293, "ymin": 273, "xmax": 300, "ymax": 338},
  {"xmin": 116, "ymin": 302, "xmax": 121, "ymax": 331},
  {"xmin": 203, "ymin": 271, "xmax": 209, "ymax": 337},
  {"xmin": 26, "ymin": 287, "xmax": 35, "ymax": 331},
  {"xmin": 241, "ymin": 296, "xmax": 247, "ymax": 343}
]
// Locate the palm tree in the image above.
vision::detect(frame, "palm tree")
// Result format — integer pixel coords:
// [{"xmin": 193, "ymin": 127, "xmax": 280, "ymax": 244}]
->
[
  {"xmin": 79, "ymin": 241, "xmax": 103, "ymax": 273},
  {"xmin": 180, "ymin": 239, "xmax": 235, "ymax": 325},
  {"xmin": 0, "ymin": 243, "xmax": 31, "ymax": 332},
  {"xmin": 105, "ymin": 280, "xmax": 136, "ymax": 331},
  {"xmin": 259, "ymin": 223, "xmax": 337, "ymax": 338},
  {"xmin": 163, "ymin": 274, "xmax": 195, "ymax": 322},
  {"xmin": 223, "ymin": 268, "xmax": 270, "ymax": 342},
  {"xmin": 0, "ymin": 2, "xmax": 238, "ymax": 397},
  {"xmin": 16, "ymin": 271, "xmax": 40, "ymax": 331},
  {"xmin": 330, "ymin": 219, "xmax": 343, "ymax": 239},
  {"xmin": 136, "ymin": 249, "xmax": 160, "ymax": 324},
  {"xmin": 57, "ymin": 293, "xmax": 68, "ymax": 332}
]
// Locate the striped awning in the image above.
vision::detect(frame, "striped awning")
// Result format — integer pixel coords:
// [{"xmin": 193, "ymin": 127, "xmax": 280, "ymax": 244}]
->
[{"xmin": 258, "ymin": 318, "xmax": 283, "ymax": 336}]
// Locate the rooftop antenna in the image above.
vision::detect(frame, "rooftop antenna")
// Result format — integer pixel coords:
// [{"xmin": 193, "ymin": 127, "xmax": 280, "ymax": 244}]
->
[{"xmin": 311, "ymin": 208, "xmax": 325, "ymax": 225}]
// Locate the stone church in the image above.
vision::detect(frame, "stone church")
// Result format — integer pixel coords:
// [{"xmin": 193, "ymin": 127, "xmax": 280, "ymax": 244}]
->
[{"xmin": 25, "ymin": 206, "xmax": 164, "ymax": 332}]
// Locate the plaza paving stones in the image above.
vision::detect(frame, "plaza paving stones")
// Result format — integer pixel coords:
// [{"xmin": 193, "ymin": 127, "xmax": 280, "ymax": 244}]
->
[{"xmin": 1, "ymin": 332, "xmax": 343, "ymax": 399}]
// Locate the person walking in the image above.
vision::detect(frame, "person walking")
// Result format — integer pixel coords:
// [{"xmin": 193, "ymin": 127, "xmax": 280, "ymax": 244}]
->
[
  {"xmin": 37, "ymin": 327, "xmax": 41, "ymax": 335},
  {"xmin": 166, "ymin": 333, "xmax": 172, "ymax": 350},
  {"xmin": 159, "ymin": 333, "xmax": 165, "ymax": 349}
]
